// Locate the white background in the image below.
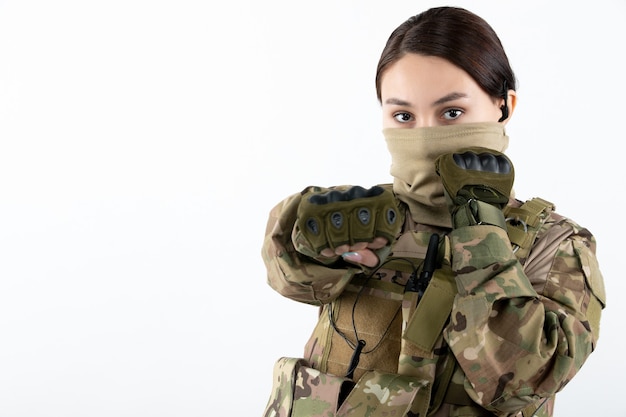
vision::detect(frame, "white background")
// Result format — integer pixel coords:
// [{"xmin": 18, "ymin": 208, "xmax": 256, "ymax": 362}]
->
[{"xmin": 0, "ymin": 0, "xmax": 623, "ymax": 416}]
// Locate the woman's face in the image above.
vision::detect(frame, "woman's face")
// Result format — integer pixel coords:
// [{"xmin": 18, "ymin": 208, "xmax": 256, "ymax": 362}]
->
[{"xmin": 380, "ymin": 53, "xmax": 511, "ymax": 128}]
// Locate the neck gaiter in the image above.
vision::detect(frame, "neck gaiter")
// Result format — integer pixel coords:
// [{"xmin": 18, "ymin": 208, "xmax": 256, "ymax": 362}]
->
[{"xmin": 384, "ymin": 122, "xmax": 510, "ymax": 228}]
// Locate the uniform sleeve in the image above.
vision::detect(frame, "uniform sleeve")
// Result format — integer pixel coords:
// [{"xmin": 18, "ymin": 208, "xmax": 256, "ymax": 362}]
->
[
  {"xmin": 444, "ymin": 216, "xmax": 606, "ymax": 415},
  {"xmin": 260, "ymin": 187, "xmax": 364, "ymax": 306}
]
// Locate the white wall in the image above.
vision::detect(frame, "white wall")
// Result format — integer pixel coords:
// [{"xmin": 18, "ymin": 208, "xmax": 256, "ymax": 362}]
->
[{"xmin": 0, "ymin": 0, "xmax": 623, "ymax": 415}]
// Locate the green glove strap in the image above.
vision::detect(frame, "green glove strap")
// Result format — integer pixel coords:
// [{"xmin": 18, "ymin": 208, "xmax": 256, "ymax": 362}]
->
[
  {"xmin": 452, "ymin": 199, "xmax": 506, "ymax": 229},
  {"xmin": 295, "ymin": 185, "xmax": 402, "ymax": 255}
]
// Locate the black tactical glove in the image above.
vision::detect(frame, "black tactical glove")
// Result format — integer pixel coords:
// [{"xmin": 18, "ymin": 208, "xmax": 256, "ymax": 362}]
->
[
  {"xmin": 294, "ymin": 185, "xmax": 402, "ymax": 257},
  {"xmin": 435, "ymin": 147, "xmax": 514, "ymax": 229}
]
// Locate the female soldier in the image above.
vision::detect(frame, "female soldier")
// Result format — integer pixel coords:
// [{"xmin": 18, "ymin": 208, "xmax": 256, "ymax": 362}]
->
[{"xmin": 261, "ymin": 7, "xmax": 605, "ymax": 417}]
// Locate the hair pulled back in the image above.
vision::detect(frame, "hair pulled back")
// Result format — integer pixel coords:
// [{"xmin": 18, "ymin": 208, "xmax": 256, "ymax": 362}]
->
[{"xmin": 375, "ymin": 7, "xmax": 516, "ymax": 102}]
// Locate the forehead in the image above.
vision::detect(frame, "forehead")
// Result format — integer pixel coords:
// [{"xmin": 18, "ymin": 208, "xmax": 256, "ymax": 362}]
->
[{"xmin": 380, "ymin": 54, "xmax": 480, "ymax": 100}]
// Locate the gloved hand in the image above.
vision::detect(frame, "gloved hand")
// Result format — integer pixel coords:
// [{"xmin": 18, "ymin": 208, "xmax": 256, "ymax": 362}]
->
[
  {"xmin": 435, "ymin": 147, "xmax": 514, "ymax": 229},
  {"xmin": 294, "ymin": 185, "xmax": 402, "ymax": 262}
]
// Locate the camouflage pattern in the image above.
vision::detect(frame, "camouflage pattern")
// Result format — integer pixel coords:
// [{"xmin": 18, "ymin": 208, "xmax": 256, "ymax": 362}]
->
[
  {"xmin": 263, "ymin": 357, "xmax": 430, "ymax": 417},
  {"xmin": 261, "ymin": 184, "xmax": 605, "ymax": 417}
]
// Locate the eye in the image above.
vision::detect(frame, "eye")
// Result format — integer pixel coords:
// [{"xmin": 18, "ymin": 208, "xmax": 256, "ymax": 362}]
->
[
  {"xmin": 393, "ymin": 112, "xmax": 413, "ymax": 123},
  {"xmin": 442, "ymin": 108, "xmax": 463, "ymax": 120}
]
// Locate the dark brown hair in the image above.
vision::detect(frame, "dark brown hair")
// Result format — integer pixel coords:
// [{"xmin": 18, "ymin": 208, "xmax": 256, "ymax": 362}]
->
[{"xmin": 375, "ymin": 7, "xmax": 516, "ymax": 102}]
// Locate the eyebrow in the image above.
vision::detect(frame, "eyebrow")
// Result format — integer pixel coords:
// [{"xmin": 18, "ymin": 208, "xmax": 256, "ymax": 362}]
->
[
  {"xmin": 384, "ymin": 92, "xmax": 468, "ymax": 107},
  {"xmin": 432, "ymin": 92, "xmax": 468, "ymax": 106},
  {"xmin": 384, "ymin": 97, "xmax": 412, "ymax": 106}
]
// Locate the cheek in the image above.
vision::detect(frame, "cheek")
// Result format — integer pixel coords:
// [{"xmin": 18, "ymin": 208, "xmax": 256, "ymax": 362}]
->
[
  {"xmin": 491, "ymin": 104, "xmax": 504, "ymax": 121},
  {"xmin": 380, "ymin": 107, "xmax": 399, "ymax": 128},
  {"xmin": 473, "ymin": 100, "xmax": 504, "ymax": 123},
  {"xmin": 382, "ymin": 115, "xmax": 395, "ymax": 129}
]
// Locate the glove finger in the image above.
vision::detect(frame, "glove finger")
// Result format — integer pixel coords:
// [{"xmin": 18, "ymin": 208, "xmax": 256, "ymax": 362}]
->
[
  {"xmin": 374, "ymin": 204, "xmax": 401, "ymax": 243},
  {"xmin": 323, "ymin": 209, "xmax": 351, "ymax": 249},
  {"xmin": 347, "ymin": 206, "xmax": 377, "ymax": 245}
]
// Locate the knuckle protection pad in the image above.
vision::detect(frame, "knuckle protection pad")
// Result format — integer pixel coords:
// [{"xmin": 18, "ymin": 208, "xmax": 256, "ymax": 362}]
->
[
  {"xmin": 297, "ymin": 186, "xmax": 401, "ymax": 253},
  {"xmin": 452, "ymin": 150, "xmax": 511, "ymax": 174}
]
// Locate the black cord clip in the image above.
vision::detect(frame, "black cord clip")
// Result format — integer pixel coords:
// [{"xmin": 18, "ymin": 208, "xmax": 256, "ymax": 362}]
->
[
  {"xmin": 406, "ymin": 233, "xmax": 439, "ymax": 299},
  {"xmin": 345, "ymin": 339, "xmax": 366, "ymax": 380}
]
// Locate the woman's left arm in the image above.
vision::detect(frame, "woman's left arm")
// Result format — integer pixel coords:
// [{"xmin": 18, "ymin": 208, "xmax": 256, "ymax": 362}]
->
[{"xmin": 444, "ymin": 218, "xmax": 606, "ymax": 414}]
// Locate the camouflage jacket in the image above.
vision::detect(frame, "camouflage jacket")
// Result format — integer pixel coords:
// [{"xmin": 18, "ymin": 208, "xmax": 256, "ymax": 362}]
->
[{"xmin": 261, "ymin": 184, "xmax": 605, "ymax": 417}]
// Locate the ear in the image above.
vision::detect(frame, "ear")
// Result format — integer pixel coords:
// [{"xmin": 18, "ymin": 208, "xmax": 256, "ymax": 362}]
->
[{"xmin": 500, "ymin": 89, "xmax": 517, "ymax": 125}]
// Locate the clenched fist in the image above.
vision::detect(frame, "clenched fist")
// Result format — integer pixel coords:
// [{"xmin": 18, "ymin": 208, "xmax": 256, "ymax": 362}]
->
[
  {"xmin": 435, "ymin": 147, "xmax": 514, "ymax": 229},
  {"xmin": 293, "ymin": 185, "xmax": 403, "ymax": 265}
]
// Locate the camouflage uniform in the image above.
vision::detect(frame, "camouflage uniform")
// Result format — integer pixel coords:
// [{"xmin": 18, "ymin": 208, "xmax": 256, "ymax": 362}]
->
[{"xmin": 261, "ymin": 184, "xmax": 605, "ymax": 417}]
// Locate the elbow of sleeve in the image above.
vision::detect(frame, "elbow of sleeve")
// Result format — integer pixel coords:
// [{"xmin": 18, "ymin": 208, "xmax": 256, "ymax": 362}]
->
[{"xmin": 265, "ymin": 251, "xmax": 358, "ymax": 305}]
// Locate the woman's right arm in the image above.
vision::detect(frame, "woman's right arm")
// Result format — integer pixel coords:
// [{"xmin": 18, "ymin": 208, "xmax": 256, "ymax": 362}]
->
[{"xmin": 261, "ymin": 187, "xmax": 363, "ymax": 306}]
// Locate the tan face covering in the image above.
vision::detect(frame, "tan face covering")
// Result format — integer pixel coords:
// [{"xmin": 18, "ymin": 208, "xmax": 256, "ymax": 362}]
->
[{"xmin": 383, "ymin": 122, "xmax": 509, "ymax": 228}]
